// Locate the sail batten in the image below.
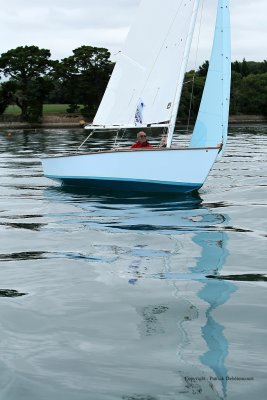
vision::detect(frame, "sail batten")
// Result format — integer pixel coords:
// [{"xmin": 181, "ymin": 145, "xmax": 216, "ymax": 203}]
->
[{"xmin": 93, "ymin": 0, "xmax": 199, "ymax": 127}]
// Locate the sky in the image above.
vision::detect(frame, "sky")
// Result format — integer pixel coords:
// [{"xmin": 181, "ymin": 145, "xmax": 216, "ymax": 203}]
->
[{"xmin": 1, "ymin": 0, "xmax": 266, "ymax": 69}]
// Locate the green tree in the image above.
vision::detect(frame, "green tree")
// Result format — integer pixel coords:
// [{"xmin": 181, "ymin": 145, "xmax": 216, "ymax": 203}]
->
[
  {"xmin": 241, "ymin": 58, "xmax": 249, "ymax": 77},
  {"xmin": 231, "ymin": 59, "xmax": 267, "ymax": 77},
  {"xmin": 232, "ymin": 60, "xmax": 241, "ymax": 75},
  {"xmin": 178, "ymin": 72, "xmax": 206, "ymax": 122},
  {"xmin": 0, "ymin": 81, "xmax": 17, "ymax": 114},
  {"xmin": 0, "ymin": 46, "xmax": 54, "ymax": 121},
  {"xmin": 238, "ymin": 73, "xmax": 267, "ymax": 115},
  {"xmin": 229, "ymin": 71, "xmax": 242, "ymax": 115},
  {"xmin": 54, "ymin": 46, "xmax": 114, "ymax": 119},
  {"xmin": 197, "ymin": 60, "xmax": 209, "ymax": 77},
  {"xmin": 178, "ymin": 71, "xmax": 195, "ymax": 121}
]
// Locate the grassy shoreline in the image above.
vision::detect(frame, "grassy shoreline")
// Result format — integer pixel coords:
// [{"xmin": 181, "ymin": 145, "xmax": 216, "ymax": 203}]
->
[
  {"xmin": 4, "ymin": 104, "xmax": 72, "ymax": 114},
  {"xmin": 0, "ymin": 120, "xmax": 266, "ymax": 130},
  {"xmin": 0, "ymin": 104, "xmax": 266, "ymax": 129}
]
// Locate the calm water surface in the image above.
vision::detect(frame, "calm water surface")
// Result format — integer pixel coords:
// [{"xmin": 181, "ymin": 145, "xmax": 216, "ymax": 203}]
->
[{"xmin": 0, "ymin": 126, "xmax": 266, "ymax": 400}]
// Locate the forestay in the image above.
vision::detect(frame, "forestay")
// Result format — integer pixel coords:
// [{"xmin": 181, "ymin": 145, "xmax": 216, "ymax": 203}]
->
[
  {"xmin": 93, "ymin": 0, "xmax": 199, "ymax": 127},
  {"xmin": 190, "ymin": 0, "xmax": 231, "ymax": 154}
]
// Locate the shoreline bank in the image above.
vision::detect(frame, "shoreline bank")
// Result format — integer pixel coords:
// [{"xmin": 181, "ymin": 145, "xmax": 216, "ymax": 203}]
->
[{"xmin": 0, "ymin": 115, "xmax": 266, "ymax": 130}]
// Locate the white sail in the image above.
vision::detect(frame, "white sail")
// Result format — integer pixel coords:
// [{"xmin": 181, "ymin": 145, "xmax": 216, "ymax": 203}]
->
[{"xmin": 93, "ymin": 0, "xmax": 199, "ymax": 127}]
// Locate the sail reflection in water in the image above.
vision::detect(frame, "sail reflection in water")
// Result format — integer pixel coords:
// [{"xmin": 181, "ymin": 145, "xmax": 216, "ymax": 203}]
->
[
  {"xmin": 119, "ymin": 195, "xmax": 237, "ymax": 399},
  {"xmin": 192, "ymin": 229, "xmax": 237, "ymax": 399}
]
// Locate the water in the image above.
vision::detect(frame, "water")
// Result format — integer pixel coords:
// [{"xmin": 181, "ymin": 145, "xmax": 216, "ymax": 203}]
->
[{"xmin": 0, "ymin": 126, "xmax": 266, "ymax": 400}]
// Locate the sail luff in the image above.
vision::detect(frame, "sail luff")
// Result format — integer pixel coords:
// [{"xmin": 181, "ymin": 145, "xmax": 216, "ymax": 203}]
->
[
  {"xmin": 166, "ymin": 0, "xmax": 201, "ymax": 148},
  {"xmin": 220, "ymin": 0, "xmax": 231, "ymax": 154},
  {"xmin": 190, "ymin": 0, "xmax": 231, "ymax": 153}
]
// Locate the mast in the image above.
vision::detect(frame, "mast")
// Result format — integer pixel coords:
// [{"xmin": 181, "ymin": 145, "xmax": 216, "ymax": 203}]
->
[{"xmin": 166, "ymin": 0, "xmax": 200, "ymax": 148}]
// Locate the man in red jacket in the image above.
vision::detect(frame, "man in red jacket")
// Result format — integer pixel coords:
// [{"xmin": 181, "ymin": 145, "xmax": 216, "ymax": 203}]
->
[{"xmin": 131, "ymin": 131, "xmax": 153, "ymax": 148}]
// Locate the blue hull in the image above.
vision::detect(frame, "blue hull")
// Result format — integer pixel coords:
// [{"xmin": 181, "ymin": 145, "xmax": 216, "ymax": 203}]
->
[
  {"xmin": 57, "ymin": 177, "xmax": 202, "ymax": 193},
  {"xmin": 42, "ymin": 148, "xmax": 220, "ymax": 195}
]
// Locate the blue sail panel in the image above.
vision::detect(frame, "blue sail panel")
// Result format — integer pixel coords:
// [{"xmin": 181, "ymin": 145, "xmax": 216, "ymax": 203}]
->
[{"xmin": 190, "ymin": 0, "xmax": 231, "ymax": 154}]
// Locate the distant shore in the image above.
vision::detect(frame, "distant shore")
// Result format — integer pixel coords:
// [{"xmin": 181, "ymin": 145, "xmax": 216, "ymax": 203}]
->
[{"xmin": 0, "ymin": 113, "xmax": 266, "ymax": 130}]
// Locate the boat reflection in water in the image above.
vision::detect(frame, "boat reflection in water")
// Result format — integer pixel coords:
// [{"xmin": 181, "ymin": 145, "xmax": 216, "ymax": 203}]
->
[
  {"xmin": 46, "ymin": 185, "xmax": 236, "ymax": 399},
  {"xmin": 75, "ymin": 188, "xmax": 237, "ymax": 399}
]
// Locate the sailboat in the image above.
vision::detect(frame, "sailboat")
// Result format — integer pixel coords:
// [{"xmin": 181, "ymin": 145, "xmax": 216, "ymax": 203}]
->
[{"xmin": 42, "ymin": 0, "xmax": 231, "ymax": 193}]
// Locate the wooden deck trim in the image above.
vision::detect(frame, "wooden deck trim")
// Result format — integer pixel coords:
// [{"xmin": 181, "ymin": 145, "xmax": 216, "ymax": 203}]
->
[{"xmin": 43, "ymin": 145, "xmax": 221, "ymax": 159}]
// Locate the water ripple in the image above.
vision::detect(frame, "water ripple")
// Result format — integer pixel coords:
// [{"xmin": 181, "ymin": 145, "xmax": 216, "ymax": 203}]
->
[
  {"xmin": 0, "ymin": 127, "xmax": 266, "ymax": 400},
  {"xmin": 0, "ymin": 289, "xmax": 27, "ymax": 297}
]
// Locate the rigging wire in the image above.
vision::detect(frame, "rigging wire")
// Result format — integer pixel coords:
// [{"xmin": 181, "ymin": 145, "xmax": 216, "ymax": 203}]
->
[
  {"xmin": 186, "ymin": 0, "xmax": 205, "ymax": 133},
  {"xmin": 77, "ymin": 130, "xmax": 96, "ymax": 152}
]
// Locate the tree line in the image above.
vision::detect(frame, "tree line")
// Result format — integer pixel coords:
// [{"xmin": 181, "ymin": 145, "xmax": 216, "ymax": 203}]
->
[
  {"xmin": 0, "ymin": 45, "xmax": 113, "ymax": 122},
  {"xmin": 0, "ymin": 45, "xmax": 266, "ymax": 123},
  {"xmin": 179, "ymin": 59, "xmax": 267, "ymax": 121}
]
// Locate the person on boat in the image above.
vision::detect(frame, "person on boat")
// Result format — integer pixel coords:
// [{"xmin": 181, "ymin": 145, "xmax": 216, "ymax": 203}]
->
[
  {"xmin": 159, "ymin": 135, "xmax": 167, "ymax": 148},
  {"xmin": 131, "ymin": 131, "xmax": 153, "ymax": 148}
]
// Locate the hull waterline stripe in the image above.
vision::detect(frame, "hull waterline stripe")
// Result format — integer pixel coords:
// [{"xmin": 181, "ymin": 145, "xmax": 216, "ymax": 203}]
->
[
  {"xmin": 49, "ymin": 177, "xmax": 202, "ymax": 193},
  {"xmin": 45, "ymin": 175, "xmax": 201, "ymax": 187}
]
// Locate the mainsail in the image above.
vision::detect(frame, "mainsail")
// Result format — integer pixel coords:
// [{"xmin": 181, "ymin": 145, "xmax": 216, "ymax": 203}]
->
[
  {"xmin": 190, "ymin": 0, "xmax": 231, "ymax": 153},
  {"xmin": 93, "ymin": 0, "xmax": 200, "ymax": 129}
]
